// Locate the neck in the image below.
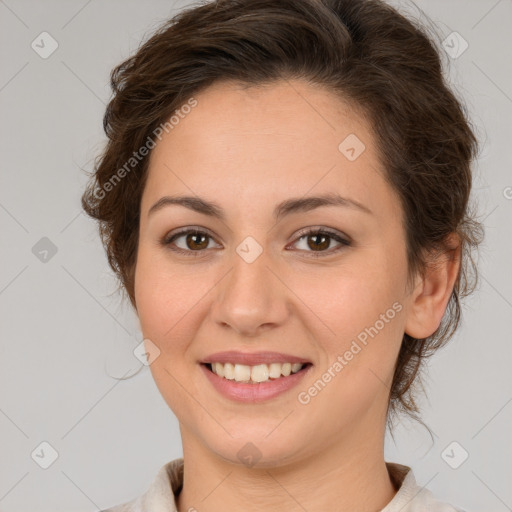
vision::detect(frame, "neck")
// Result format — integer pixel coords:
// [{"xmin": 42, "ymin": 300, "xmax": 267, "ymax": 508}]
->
[{"xmin": 176, "ymin": 420, "xmax": 397, "ymax": 512}]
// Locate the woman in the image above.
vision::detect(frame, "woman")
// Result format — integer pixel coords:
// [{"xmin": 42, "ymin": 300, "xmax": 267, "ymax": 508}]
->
[{"xmin": 82, "ymin": 0, "xmax": 483, "ymax": 510}]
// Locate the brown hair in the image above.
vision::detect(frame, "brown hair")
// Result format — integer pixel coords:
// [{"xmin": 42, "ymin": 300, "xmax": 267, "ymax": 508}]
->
[{"xmin": 81, "ymin": 0, "xmax": 484, "ymax": 432}]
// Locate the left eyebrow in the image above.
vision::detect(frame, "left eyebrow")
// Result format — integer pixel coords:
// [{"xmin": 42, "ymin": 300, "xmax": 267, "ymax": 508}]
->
[
  {"xmin": 147, "ymin": 192, "xmax": 372, "ymax": 220},
  {"xmin": 274, "ymin": 193, "xmax": 373, "ymax": 220}
]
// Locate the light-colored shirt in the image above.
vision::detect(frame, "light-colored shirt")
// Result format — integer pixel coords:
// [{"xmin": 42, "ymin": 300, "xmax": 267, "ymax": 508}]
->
[{"xmin": 101, "ymin": 458, "xmax": 467, "ymax": 512}]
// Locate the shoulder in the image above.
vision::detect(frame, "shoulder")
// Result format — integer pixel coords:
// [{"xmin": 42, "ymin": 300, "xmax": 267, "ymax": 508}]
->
[
  {"xmin": 100, "ymin": 458, "xmax": 184, "ymax": 512},
  {"xmin": 99, "ymin": 492, "xmax": 146, "ymax": 512},
  {"xmin": 384, "ymin": 462, "xmax": 467, "ymax": 512}
]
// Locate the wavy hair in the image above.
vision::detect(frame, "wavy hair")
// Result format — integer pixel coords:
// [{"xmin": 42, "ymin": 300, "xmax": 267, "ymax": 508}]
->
[{"xmin": 81, "ymin": 0, "xmax": 484, "ymax": 432}]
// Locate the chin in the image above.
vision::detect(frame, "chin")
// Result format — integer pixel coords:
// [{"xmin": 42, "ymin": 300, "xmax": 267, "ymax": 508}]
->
[{"xmin": 205, "ymin": 434, "xmax": 305, "ymax": 470}]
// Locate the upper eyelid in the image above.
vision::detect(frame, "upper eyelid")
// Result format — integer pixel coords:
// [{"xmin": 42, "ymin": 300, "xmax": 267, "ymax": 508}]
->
[
  {"xmin": 164, "ymin": 226, "xmax": 350, "ymax": 249},
  {"xmin": 164, "ymin": 226, "xmax": 220, "ymax": 244}
]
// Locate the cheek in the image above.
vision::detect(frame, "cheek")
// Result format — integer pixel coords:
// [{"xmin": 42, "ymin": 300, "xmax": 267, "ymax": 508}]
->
[
  {"xmin": 134, "ymin": 246, "xmax": 214, "ymax": 351},
  {"xmin": 135, "ymin": 246, "xmax": 183, "ymax": 342},
  {"xmin": 289, "ymin": 260, "xmax": 406, "ymax": 390},
  {"xmin": 293, "ymin": 261, "xmax": 403, "ymax": 339},
  {"xmin": 133, "ymin": 249, "xmax": 204, "ymax": 411},
  {"xmin": 293, "ymin": 271, "xmax": 404, "ymax": 421}
]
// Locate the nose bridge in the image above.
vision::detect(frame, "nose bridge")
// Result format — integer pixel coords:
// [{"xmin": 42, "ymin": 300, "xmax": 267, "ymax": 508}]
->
[{"xmin": 211, "ymin": 243, "xmax": 288, "ymax": 335}]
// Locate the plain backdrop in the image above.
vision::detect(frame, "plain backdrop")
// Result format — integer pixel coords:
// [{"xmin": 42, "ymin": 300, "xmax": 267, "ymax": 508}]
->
[{"xmin": 0, "ymin": 0, "xmax": 511, "ymax": 511}]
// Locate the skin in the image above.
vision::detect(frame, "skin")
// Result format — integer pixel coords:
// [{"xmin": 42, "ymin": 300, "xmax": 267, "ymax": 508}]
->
[{"xmin": 133, "ymin": 79, "xmax": 460, "ymax": 512}]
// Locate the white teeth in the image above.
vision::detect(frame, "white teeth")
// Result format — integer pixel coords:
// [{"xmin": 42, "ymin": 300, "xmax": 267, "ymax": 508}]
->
[
  {"xmin": 213, "ymin": 362, "xmax": 225, "ymax": 378},
  {"xmin": 268, "ymin": 363, "xmax": 282, "ymax": 379},
  {"xmin": 234, "ymin": 364, "xmax": 251, "ymax": 381},
  {"xmin": 251, "ymin": 364, "xmax": 269, "ymax": 382},
  {"xmin": 223, "ymin": 362, "xmax": 235, "ymax": 380},
  {"xmin": 209, "ymin": 362, "xmax": 305, "ymax": 383}
]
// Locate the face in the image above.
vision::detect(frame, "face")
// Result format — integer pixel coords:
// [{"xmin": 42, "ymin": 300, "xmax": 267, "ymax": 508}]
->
[{"xmin": 134, "ymin": 79, "xmax": 414, "ymax": 467}]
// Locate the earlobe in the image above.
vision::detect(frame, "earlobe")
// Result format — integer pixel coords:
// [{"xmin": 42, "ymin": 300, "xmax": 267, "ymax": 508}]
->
[{"xmin": 404, "ymin": 235, "xmax": 461, "ymax": 339}]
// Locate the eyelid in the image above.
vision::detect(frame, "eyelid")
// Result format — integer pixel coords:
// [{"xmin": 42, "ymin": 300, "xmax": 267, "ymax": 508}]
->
[
  {"xmin": 291, "ymin": 226, "xmax": 351, "ymax": 244},
  {"xmin": 161, "ymin": 225, "xmax": 351, "ymax": 256},
  {"xmin": 161, "ymin": 226, "xmax": 222, "ymax": 252},
  {"xmin": 286, "ymin": 226, "xmax": 351, "ymax": 256}
]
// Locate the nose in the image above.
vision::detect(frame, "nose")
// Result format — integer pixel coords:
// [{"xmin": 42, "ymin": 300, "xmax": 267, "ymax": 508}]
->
[{"xmin": 210, "ymin": 249, "xmax": 290, "ymax": 337}]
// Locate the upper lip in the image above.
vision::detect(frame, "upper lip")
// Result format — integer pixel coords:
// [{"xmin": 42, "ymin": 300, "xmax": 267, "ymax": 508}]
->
[{"xmin": 201, "ymin": 351, "xmax": 312, "ymax": 366}]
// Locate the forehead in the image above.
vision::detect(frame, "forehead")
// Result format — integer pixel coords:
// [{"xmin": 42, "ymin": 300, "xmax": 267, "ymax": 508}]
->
[
  {"xmin": 143, "ymin": 79, "xmax": 396, "ymax": 220},
  {"xmin": 157, "ymin": 78, "xmax": 374, "ymax": 158}
]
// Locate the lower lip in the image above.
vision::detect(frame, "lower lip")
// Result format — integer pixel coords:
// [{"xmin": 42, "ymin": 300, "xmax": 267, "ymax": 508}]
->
[{"xmin": 200, "ymin": 363, "xmax": 312, "ymax": 403}]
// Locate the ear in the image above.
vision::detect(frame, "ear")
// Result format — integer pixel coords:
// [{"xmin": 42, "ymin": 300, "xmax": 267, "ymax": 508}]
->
[{"xmin": 404, "ymin": 234, "xmax": 461, "ymax": 339}]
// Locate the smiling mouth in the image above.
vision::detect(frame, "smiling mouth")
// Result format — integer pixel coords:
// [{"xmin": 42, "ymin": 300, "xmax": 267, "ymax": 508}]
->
[{"xmin": 202, "ymin": 362, "xmax": 313, "ymax": 384}]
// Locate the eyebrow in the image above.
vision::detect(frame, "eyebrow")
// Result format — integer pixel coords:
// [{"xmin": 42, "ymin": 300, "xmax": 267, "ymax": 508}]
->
[{"xmin": 147, "ymin": 192, "xmax": 372, "ymax": 220}]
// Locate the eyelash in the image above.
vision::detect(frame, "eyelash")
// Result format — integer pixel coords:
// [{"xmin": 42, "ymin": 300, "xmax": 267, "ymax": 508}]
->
[{"xmin": 160, "ymin": 226, "xmax": 351, "ymax": 258}]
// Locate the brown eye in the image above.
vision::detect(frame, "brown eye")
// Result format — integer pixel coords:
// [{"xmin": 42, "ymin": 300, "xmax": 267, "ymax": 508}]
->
[
  {"xmin": 292, "ymin": 228, "xmax": 351, "ymax": 257},
  {"xmin": 306, "ymin": 233, "xmax": 330, "ymax": 251},
  {"xmin": 184, "ymin": 232, "xmax": 209, "ymax": 250},
  {"xmin": 162, "ymin": 227, "xmax": 350, "ymax": 258},
  {"xmin": 162, "ymin": 228, "xmax": 221, "ymax": 255}
]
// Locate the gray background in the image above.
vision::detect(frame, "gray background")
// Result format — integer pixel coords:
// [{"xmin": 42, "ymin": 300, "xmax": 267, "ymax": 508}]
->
[{"xmin": 0, "ymin": 0, "xmax": 510, "ymax": 511}]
